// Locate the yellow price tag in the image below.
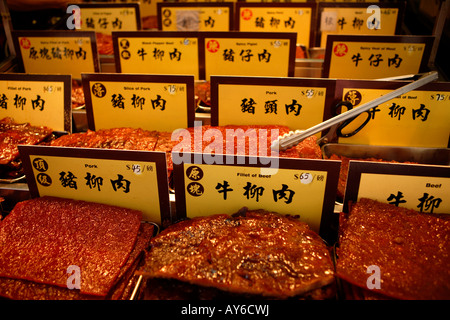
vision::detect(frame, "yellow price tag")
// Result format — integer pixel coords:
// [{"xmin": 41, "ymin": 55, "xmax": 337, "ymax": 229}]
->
[
  {"xmin": 212, "ymin": 76, "xmax": 334, "ymax": 133},
  {"xmin": 115, "ymin": 34, "xmax": 200, "ymax": 79},
  {"xmin": 319, "ymin": 6, "xmax": 400, "ymax": 47},
  {"xmin": 323, "ymin": 35, "xmax": 433, "ymax": 79},
  {"xmin": 237, "ymin": 4, "xmax": 314, "ymax": 48},
  {"xmin": 20, "ymin": 146, "xmax": 171, "ymax": 224},
  {"xmin": 0, "ymin": 74, "xmax": 71, "ymax": 132},
  {"xmin": 13, "ymin": 31, "xmax": 99, "ymax": 80},
  {"xmin": 338, "ymin": 83, "xmax": 450, "ymax": 148},
  {"xmin": 77, "ymin": 4, "xmax": 140, "ymax": 34},
  {"xmin": 204, "ymin": 34, "xmax": 295, "ymax": 80},
  {"xmin": 158, "ymin": 3, "xmax": 232, "ymax": 31},
  {"xmin": 83, "ymin": 73, "xmax": 194, "ymax": 131},
  {"xmin": 173, "ymin": 155, "xmax": 340, "ymax": 239}
]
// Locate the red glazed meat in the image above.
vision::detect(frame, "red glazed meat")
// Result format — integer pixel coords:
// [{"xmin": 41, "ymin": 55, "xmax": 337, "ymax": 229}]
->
[
  {"xmin": 141, "ymin": 209, "xmax": 335, "ymax": 299},
  {"xmin": 0, "ymin": 196, "xmax": 142, "ymax": 297},
  {"xmin": 337, "ymin": 198, "xmax": 450, "ymax": 300}
]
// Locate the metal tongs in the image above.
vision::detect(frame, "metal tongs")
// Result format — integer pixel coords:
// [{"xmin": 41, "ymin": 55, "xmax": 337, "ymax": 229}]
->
[{"xmin": 271, "ymin": 71, "xmax": 439, "ymax": 151}]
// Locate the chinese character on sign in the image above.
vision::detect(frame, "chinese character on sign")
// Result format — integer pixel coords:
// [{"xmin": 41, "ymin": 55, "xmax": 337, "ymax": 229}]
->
[
  {"xmin": 131, "ymin": 94, "xmax": 145, "ymax": 110},
  {"xmin": 31, "ymin": 95, "xmax": 45, "ymax": 111},
  {"xmin": 417, "ymin": 193, "xmax": 442, "ymax": 214},
  {"xmin": 151, "ymin": 95, "xmax": 166, "ymax": 111},
  {"xmin": 98, "ymin": 18, "xmax": 108, "ymax": 29},
  {"xmin": 51, "ymin": 47, "xmax": 62, "ymax": 60},
  {"xmin": 111, "ymin": 93, "xmax": 125, "ymax": 109},
  {"xmin": 29, "ymin": 47, "xmax": 38, "ymax": 60},
  {"xmin": 153, "ymin": 48, "xmax": 164, "ymax": 61},
  {"xmin": 368, "ymin": 54, "xmax": 383, "ymax": 67},
  {"xmin": 110, "ymin": 174, "xmax": 131, "ymax": 193},
  {"xmin": 241, "ymin": 98, "xmax": 256, "ymax": 114},
  {"xmin": 204, "ymin": 16, "xmax": 215, "ymax": 28},
  {"xmin": 388, "ymin": 103, "xmax": 406, "ymax": 120},
  {"xmin": 75, "ymin": 47, "xmax": 86, "ymax": 60},
  {"xmin": 85, "ymin": 18, "xmax": 95, "ymax": 29},
  {"xmin": 223, "ymin": 49, "xmax": 235, "ymax": 62},
  {"xmin": 352, "ymin": 17, "xmax": 364, "ymax": 30},
  {"xmin": 412, "ymin": 104, "xmax": 430, "ymax": 122},
  {"xmin": 264, "ymin": 100, "xmax": 278, "ymax": 114},
  {"xmin": 188, "ymin": 182, "xmax": 204, "ymax": 196},
  {"xmin": 0, "ymin": 94, "xmax": 7, "ymax": 109},
  {"xmin": 273, "ymin": 184, "xmax": 295, "ymax": 204},
  {"xmin": 255, "ymin": 17, "xmax": 265, "ymax": 28},
  {"xmin": 243, "ymin": 182, "xmax": 264, "ymax": 202},
  {"xmin": 40, "ymin": 47, "xmax": 51, "ymax": 60},
  {"xmin": 352, "ymin": 53, "xmax": 363, "ymax": 67},
  {"xmin": 387, "ymin": 191, "xmax": 407, "ymax": 206},
  {"xmin": 240, "ymin": 49, "xmax": 253, "ymax": 62},
  {"xmin": 388, "ymin": 54, "xmax": 403, "ymax": 68},
  {"xmin": 337, "ymin": 17, "xmax": 347, "ymax": 30},
  {"xmin": 258, "ymin": 49, "xmax": 271, "ymax": 63},
  {"xmin": 285, "ymin": 99, "xmax": 302, "ymax": 116},
  {"xmin": 138, "ymin": 48, "xmax": 147, "ymax": 61},
  {"xmin": 270, "ymin": 17, "xmax": 280, "ymax": 28},
  {"xmin": 13, "ymin": 94, "xmax": 26, "ymax": 110},
  {"xmin": 112, "ymin": 18, "xmax": 123, "ymax": 29},
  {"xmin": 216, "ymin": 180, "xmax": 233, "ymax": 200},
  {"xmin": 60, "ymin": 171, "xmax": 78, "ymax": 189},
  {"xmin": 284, "ymin": 17, "xmax": 295, "ymax": 29},
  {"xmin": 85, "ymin": 172, "xmax": 103, "ymax": 191},
  {"xmin": 169, "ymin": 48, "xmax": 182, "ymax": 61}
]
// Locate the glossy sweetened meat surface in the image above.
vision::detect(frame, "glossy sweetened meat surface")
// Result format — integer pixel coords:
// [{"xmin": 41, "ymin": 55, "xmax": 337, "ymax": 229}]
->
[
  {"xmin": 0, "ymin": 196, "xmax": 142, "ymax": 297},
  {"xmin": 0, "ymin": 117, "xmax": 53, "ymax": 165},
  {"xmin": 141, "ymin": 209, "xmax": 334, "ymax": 299},
  {"xmin": 337, "ymin": 198, "xmax": 450, "ymax": 300},
  {"xmin": 0, "ymin": 222, "xmax": 153, "ymax": 300}
]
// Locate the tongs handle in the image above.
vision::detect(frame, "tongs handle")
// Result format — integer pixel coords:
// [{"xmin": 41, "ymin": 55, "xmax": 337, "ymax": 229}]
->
[{"xmin": 271, "ymin": 71, "xmax": 439, "ymax": 151}]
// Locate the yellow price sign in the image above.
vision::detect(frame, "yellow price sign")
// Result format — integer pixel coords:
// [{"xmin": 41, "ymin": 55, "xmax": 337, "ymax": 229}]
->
[
  {"xmin": 318, "ymin": 3, "xmax": 403, "ymax": 47},
  {"xmin": 344, "ymin": 161, "xmax": 450, "ymax": 215},
  {"xmin": 203, "ymin": 32, "xmax": 296, "ymax": 80},
  {"xmin": 113, "ymin": 32, "xmax": 200, "ymax": 79},
  {"xmin": 19, "ymin": 146, "xmax": 171, "ymax": 225},
  {"xmin": 158, "ymin": 3, "xmax": 233, "ymax": 31},
  {"xmin": 210, "ymin": 76, "xmax": 335, "ymax": 133},
  {"xmin": 236, "ymin": 3, "xmax": 315, "ymax": 48},
  {"xmin": 75, "ymin": 3, "xmax": 141, "ymax": 34},
  {"xmin": 0, "ymin": 74, "xmax": 71, "ymax": 132},
  {"xmin": 173, "ymin": 154, "xmax": 340, "ymax": 240},
  {"xmin": 12, "ymin": 31, "xmax": 99, "ymax": 80},
  {"xmin": 335, "ymin": 80, "xmax": 450, "ymax": 148},
  {"xmin": 322, "ymin": 35, "xmax": 434, "ymax": 79},
  {"xmin": 82, "ymin": 73, "xmax": 195, "ymax": 131}
]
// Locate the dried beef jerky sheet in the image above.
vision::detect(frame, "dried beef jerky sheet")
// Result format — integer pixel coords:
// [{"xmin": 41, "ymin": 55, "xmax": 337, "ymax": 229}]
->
[
  {"xmin": 0, "ymin": 196, "xmax": 142, "ymax": 297},
  {"xmin": 0, "ymin": 222, "xmax": 153, "ymax": 300},
  {"xmin": 0, "ymin": 117, "xmax": 53, "ymax": 165},
  {"xmin": 336, "ymin": 198, "xmax": 450, "ymax": 300},
  {"xmin": 51, "ymin": 127, "xmax": 159, "ymax": 151},
  {"xmin": 141, "ymin": 209, "xmax": 335, "ymax": 299}
]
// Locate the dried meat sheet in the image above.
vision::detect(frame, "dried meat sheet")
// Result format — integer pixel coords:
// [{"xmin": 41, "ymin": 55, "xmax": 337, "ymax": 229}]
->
[
  {"xmin": 0, "ymin": 222, "xmax": 154, "ymax": 300},
  {"xmin": 336, "ymin": 198, "xmax": 450, "ymax": 300},
  {"xmin": 0, "ymin": 117, "xmax": 53, "ymax": 165},
  {"xmin": 0, "ymin": 196, "xmax": 142, "ymax": 297},
  {"xmin": 140, "ymin": 209, "xmax": 335, "ymax": 299}
]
